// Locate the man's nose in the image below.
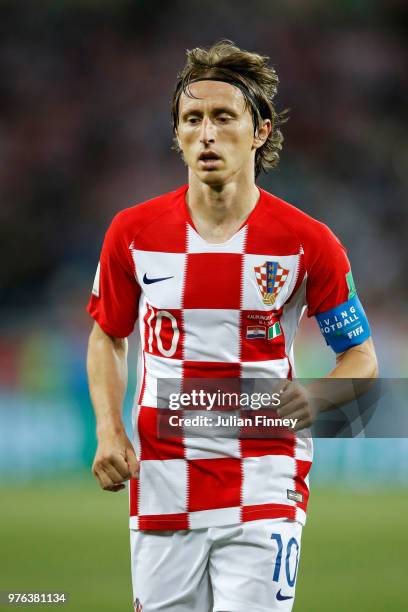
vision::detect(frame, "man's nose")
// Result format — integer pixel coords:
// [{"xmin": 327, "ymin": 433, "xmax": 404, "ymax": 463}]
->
[{"xmin": 199, "ymin": 118, "xmax": 215, "ymax": 144}]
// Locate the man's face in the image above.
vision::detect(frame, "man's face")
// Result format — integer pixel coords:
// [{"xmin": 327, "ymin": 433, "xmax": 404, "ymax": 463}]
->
[{"xmin": 176, "ymin": 80, "xmax": 260, "ymax": 185}]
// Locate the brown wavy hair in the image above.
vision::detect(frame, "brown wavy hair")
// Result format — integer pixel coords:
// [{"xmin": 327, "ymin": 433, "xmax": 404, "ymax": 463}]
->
[{"xmin": 171, "ymin": 40, "xmax": 288, "ymax": 177}]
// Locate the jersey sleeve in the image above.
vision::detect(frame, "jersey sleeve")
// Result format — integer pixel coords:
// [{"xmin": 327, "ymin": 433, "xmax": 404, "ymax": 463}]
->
[
  {"xmin": 87, "ymin": 212, "xmax": 141, "ymax": 338},
  {"xmin": 305, "ymin": 223, "xmax": 351, "ymax": 317},
  {"xmin": 305, "ymin": 223, "xmax": 371, "ymax": 352}
]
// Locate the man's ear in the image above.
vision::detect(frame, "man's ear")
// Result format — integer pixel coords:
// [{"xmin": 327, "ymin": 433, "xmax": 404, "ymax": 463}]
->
[{"xmin": 253, "ymin": 119, "xmax": 272, "ymax": 150}]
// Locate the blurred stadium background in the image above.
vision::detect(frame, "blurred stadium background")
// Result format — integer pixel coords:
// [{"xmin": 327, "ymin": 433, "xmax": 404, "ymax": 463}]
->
[{"xmin": 0, "ymin": 0, "xmax": 407, "ymax": 610}]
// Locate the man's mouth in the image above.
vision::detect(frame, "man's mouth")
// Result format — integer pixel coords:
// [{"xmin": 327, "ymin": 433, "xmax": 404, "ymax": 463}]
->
[{"xmin": 198, "ymin": 151, "xmax": 221, "ymax": 168}]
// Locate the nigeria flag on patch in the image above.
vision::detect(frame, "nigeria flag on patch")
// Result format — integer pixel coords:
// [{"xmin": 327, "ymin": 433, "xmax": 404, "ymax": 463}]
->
[{"xmin": 268, "ymin": 322, "xmax": 281, "ymax": 339}]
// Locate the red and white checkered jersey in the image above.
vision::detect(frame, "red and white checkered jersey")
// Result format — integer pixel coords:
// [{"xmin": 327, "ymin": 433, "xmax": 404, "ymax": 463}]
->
[{"xmin": 87, "ymin": 184, "xmax": 352, "ymax": 531}]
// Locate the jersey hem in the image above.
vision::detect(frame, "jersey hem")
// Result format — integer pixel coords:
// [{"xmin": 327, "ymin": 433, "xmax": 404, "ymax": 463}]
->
[{"xmin": 129, "ymin": 503, "xmax": 306, "ymax": 531}]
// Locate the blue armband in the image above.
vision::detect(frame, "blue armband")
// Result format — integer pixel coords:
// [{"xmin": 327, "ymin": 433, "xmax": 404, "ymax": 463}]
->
[{"xmin": 315, "ymin": 294, "xmax": 371, "ymax": 353}]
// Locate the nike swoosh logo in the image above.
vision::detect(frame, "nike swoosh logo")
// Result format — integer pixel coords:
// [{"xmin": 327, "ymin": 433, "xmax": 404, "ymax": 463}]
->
[
  {"xmin": 143, "ymin": 273, "xmax": 174, "ymax": 285},
  {"xmin": 276, "ymin": 589, "xmax": 293, "ymax": 601}
]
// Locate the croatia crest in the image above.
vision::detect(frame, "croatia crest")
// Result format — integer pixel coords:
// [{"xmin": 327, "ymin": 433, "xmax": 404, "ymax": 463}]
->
[{"xmin": 254, "ymin": 261, "xmax": 289, "ymax": 305}]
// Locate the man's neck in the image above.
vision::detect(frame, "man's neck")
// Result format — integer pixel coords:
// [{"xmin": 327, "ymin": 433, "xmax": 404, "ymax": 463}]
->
[{"xmin": 186, "ymin": 174, "xmax": 260, "ymax": 243}]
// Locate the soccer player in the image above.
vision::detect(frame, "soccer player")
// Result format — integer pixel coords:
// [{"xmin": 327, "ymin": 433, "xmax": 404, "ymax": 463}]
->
[{"xmin": 87, "ymin": 41, "xmax": 378, "ymax": 611}]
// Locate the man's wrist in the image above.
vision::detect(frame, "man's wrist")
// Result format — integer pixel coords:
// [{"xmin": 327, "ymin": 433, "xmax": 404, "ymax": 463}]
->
[
  {"xmin": 305, "ymin": 383, "xmax": 338, "ymax": 415},
  {"xmin": 96, "ymin": 419, "xmax": 126, "ymax": 439}
]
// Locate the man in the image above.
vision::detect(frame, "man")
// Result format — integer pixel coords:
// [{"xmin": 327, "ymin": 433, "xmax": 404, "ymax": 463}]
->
[{"xmin": 87, "ymin": 41, "xmax": 378, "ymax": 611}]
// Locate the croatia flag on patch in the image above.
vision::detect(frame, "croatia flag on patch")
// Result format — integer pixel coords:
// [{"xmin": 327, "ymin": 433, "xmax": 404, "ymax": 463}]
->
[{"xmin": 247, "ymin": 325, "xmax": 266, "ymax": 339}]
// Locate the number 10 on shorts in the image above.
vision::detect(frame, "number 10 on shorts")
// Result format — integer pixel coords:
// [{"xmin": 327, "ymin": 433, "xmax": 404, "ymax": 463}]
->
[{"xmin": 271, "ymin": 533, "xmax": 300, "ymax": 588}]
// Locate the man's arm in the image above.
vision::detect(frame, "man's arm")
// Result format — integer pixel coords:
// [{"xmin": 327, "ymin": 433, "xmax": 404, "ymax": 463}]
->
[
  {"xmin": 277, "ymin": 337, "xmax": 379, "ymax": 431},
  {"xmin": 329, "ymin": 336, "xmax": 378, "ymax": 379},
  {"xmin": 87, "ymin": 321, "xmax": 139, "ymax": 492}
]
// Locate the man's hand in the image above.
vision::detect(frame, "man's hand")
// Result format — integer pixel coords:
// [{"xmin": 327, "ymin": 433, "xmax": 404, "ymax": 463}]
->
[
  {"xmin": 277, "ymin": 382, "xmax": 320, "ymax": 433},
  {"xmin": 92, "ymin": 428, "xmax": 139, "ymax": 492},
  {"xmin": 276, "ymin": 339, "xmax": 379, "ymax": 432}
]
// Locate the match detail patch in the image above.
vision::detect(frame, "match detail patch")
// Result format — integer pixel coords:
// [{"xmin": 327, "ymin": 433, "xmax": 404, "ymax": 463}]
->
[
  {"xmin": 315, "ymin": 294, "xmax": 371, "ymax": 353},
  {"xmin": 287, "ymin": 489, "xmax": 303, "ymax": 503},
  {"xmin": 245, "ymin": 322, "xmax": 282, "ymax": 340}
]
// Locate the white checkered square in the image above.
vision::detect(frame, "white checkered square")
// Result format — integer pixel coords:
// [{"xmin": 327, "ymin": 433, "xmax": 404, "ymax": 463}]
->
[
  {"xmin": 138, "ymin": 459, "xmax": 187, "ymax": 515},
  {"xmin": 296, "ymin": 507, "xmax": 306, "ymax": 524},
  {"xmin": 189, "ymin": 506, "xmax": 241, "ymax": 529},
  {"xmin": 294, "ymin": 431, "xmax": 314, "ymax": 462},
  {"xmin": 241, "ymin": 254, "xmax": 300, "ymax": 310},
  {"xmin": 184, "ymin": 435, "xmax": 241, "ymax": 460},
  {"xmin": 130, "ymin": 249, "xmax": 186, "ymax": 308},
  {"xmin": 241, "ymin": 358, "xmax": 290, "ymax": 377},
  {"xmin": 187, "ymin": 224, "xmax": 247, "ymax": 254},
  {"xmin": 242, "ymin": 455, "xmax": 296, "ymax": 506},
  {"xmin": 183, "ymin": 309, "xmax": 241, "ymax": 361},
  {"xmin": 141, "ymin": 353, "xmax": 183, "ymax": 407}
]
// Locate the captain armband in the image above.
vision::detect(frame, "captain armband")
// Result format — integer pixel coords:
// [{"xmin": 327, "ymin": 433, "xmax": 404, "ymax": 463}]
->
[{"xmin": 315, "ymin": 294, "xmax": 371, "ymax": 353}]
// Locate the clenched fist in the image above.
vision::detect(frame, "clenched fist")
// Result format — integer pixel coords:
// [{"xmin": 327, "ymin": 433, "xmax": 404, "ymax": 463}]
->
[
  {"xmin": 277, "ymin": 381, "xmax": 320, "ymax": 432},
  {"xmin": 92, "ymin": 428, "xmax": 139, "ymax": 492}
]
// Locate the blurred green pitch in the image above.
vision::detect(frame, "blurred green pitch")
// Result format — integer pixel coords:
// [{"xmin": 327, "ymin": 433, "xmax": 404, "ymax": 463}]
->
[{"xmin": 1, "ymin": 478, "xmax": 407, "ymax": 611}]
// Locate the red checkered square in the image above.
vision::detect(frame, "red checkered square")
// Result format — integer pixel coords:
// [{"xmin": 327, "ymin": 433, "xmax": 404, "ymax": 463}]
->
[
  {"xmin": 245, "ymin": 193, "xmax": 300, "ymax": 255},
  {"xmin": 133, "ymin": 201, "xmax": 187, "ymax": 253},
  {"xmin": 188, "ymin": 458, "xmax": 242, "ymax": 511},
  {"xmin": 138, "ymin": 406, "xmax": 185, "ymax": 460},
  {"xmin": 143, "ymin": 306, "xmax": 183, "ymax": 360},
  {"xmin": 240, "ymin": 310, "xmax": 286, "ymax": 362},
  {"xmin": 139, "ymin": 513, "xmax": 189, "ymax": 530},
  {"xmin": 242, "ymin": 503, "xmax": 296, "ymax": 522},
  {"xmin": 182, "ymin": 362, "xmax": 243, "ymax": 411},
  {"xmin": 129, "ymin": 477, "xmax": 139, "ymax": 517},
  {"xmin": 294, "ymin": 459, "xmax": 312, "ymax": 512},
  {"xmin": 183, "ymin": 253, "xmax": 242, "ymax": 309},
  {"xmin": 183, "ymin": 361, "xmax": 241, "ymax": 378},
  {"xmin": 240, "ymin": 435, "xmax": 295, "ymax": 458}
]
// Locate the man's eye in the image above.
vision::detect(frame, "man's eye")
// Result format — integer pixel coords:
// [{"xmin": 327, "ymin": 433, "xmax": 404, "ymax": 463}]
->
[
  {"xmin": 218, "ymin": 116, "xmax": 231, "ymax": 123},
  {"xmin": 187, "ymin": 117, "xmax": 200, "ymax": 124}
]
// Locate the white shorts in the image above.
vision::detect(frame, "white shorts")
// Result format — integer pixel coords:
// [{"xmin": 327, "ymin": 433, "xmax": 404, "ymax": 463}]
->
[{"xmin": 130, "ymin": 519, "xmax": 302, "ymax": 612}]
